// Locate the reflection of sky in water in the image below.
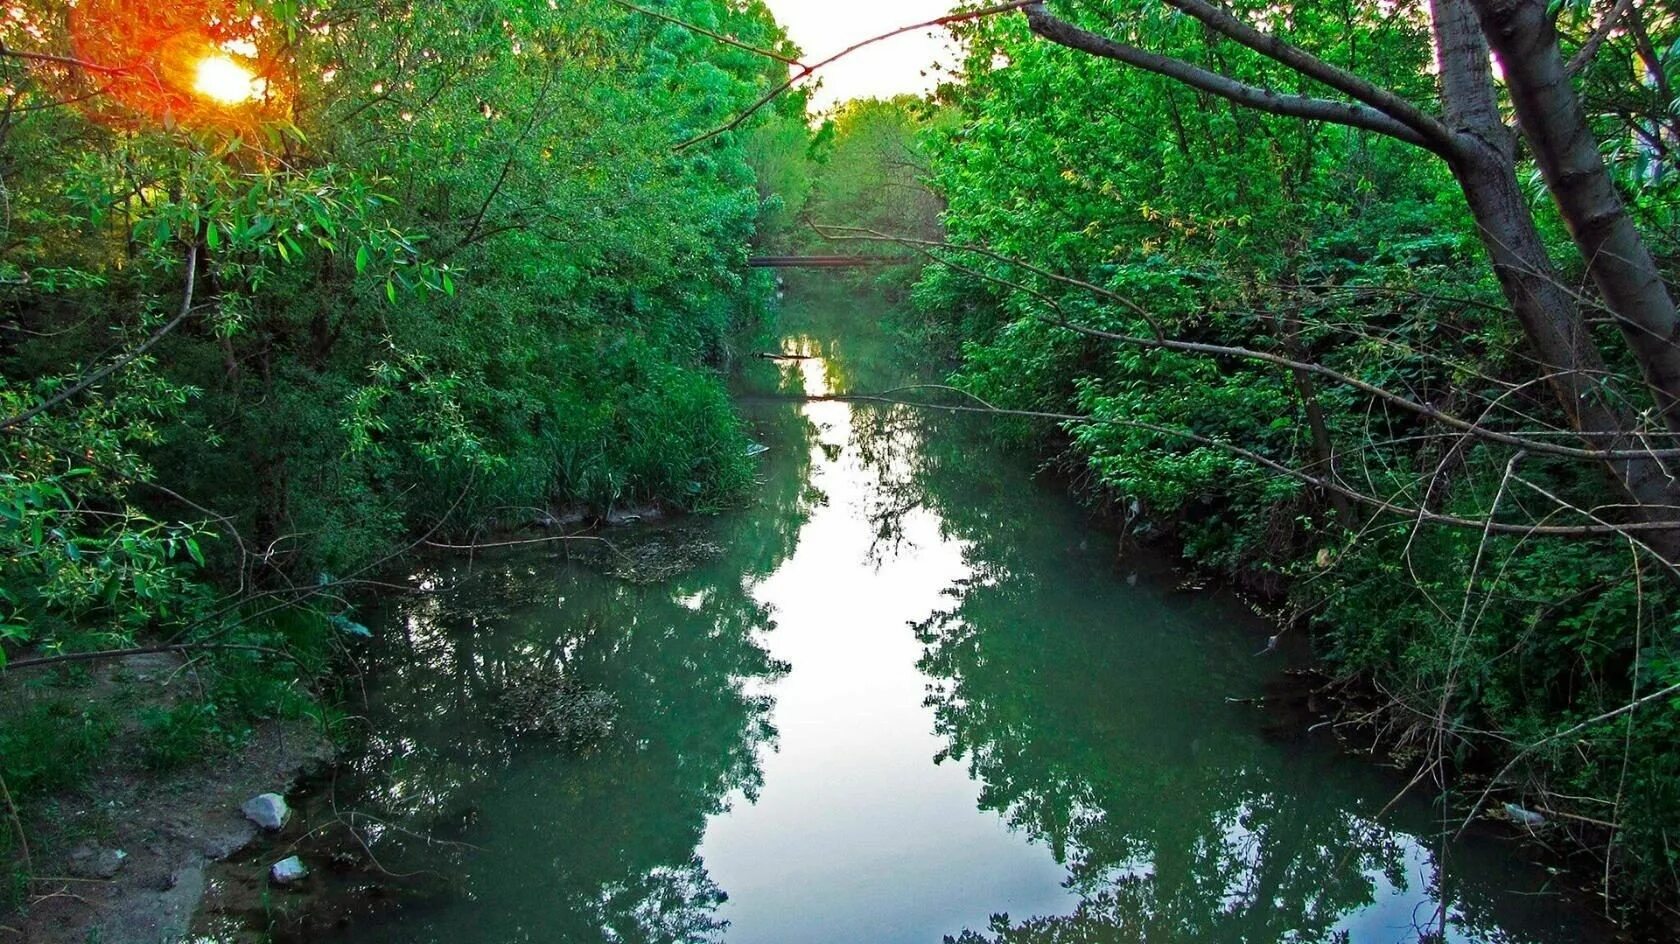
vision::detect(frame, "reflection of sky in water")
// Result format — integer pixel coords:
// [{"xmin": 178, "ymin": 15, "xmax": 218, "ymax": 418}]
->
[
  {"xmin": 277, "ymin": 287, "xmax": 1612, "ymax": 944},
  {"xmin": 697, "ymin": 353, "xmax": 1076, "ymax": 943}
]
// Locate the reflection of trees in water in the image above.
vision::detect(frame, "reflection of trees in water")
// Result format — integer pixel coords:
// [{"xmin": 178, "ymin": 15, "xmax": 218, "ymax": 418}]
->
[
  {"xmin": 733, "ymin": 381, "xmax": 823, "ymax": 581},
  {"xmin": 914, "ymin": 597, "xmax": 1414, "ymax": 944},
  {"xmin": 838, "ymin": 369, "xmax": 1571, "ymax": 943},
  {"xmin": 853, "ymin": 404, "xmax": 932, "ymax": 562},
  {"xmin": 849, "ymin": 398, "xmax": 1019, "ymax": 573},
  {"xmin": 333, "ymin": 501, "xmax": 802, "ymax": 942}
]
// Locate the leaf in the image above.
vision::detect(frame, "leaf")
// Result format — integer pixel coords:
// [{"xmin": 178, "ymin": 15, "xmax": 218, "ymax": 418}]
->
[
  {"xmin": 355, "ymin": 245, "xmax": 370, "ymax": 274},
  {"xmin": 330, "ymin": 613, "xmax": 372, "ymax": 638}
]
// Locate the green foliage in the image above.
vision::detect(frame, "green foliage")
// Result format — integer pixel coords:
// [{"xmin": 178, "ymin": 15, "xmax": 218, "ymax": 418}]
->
[
  {"xmin": 0, "ymin": 697, "xmax": 118, "ymax": 798},
  {"xmin": 0, "ymin": 0, "xmax": 806, "ymax": 883},
  {"xmin": 917, "ymin": 0, "xmax": 1680, "ymax": 906},
  {"xmin": 803, "ymin": 97, "xmax": 948, "ymax": 247},
  {"xmin": 0, "ymin": 0, "xmax": 795, "ymax": 648}
]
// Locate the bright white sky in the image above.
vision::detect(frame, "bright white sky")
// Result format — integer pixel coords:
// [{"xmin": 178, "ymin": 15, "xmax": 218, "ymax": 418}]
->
[{"xmin": 761, "ymin": 0, "xmax": 962, "ymax": 113}]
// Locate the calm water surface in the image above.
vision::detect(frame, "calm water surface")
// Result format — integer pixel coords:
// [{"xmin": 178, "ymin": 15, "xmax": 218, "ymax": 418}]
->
[{"xmin": 239, "ymin": 279, "xmax": 1611, "ymax": 944}]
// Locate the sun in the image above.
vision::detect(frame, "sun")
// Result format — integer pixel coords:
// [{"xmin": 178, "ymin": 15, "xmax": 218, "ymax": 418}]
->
[{"xmin": 193, "ymin": 54, "xmax": 261, "ymax": 105}]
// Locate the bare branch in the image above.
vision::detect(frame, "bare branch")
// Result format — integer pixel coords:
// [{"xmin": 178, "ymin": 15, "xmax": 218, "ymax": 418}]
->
[
  {"xmin": 676, "ymin": 1, "xmax": 1041, "ymax": 150},
  {"xmin": 1150, "ymin": 0, "xmax": 1453, "ymax": 148},
  {"xmin": 798, "ymin": 387, "xmax": 1680, "ymax": 538},
  {"xmin": 1458, "ymin": 679, "xmax": 1680, "ymax": 835},
  {"xmin": 611, "ymin": 0, "xmax": 807, "ymax": 68},
  {"xmin": 0, "ymin": 39, "xmax": 126, "ymax": 76},
  {"xmin": 1565, "ymin": 0, "xmax": 1637, "ymax": 76},
  {"xmin": 5, "ymin": 642, "xmax": 294, "ymax": 672}
]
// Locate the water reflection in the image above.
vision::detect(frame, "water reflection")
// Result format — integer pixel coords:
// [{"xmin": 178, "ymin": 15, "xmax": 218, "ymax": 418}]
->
[
  {"xmin": 818, "ymin": 278, "xmax": 1607, "ymax": 944},
  {"xmin": 268, "ymin": 277, "xmax": 1610, "ymax": 944},
  {"xmin": 329, "ymin": 559, "xmax": 786, "ymax": 943},
  {"xmin": 696, "ymin": 335, "xmax": 1073, "ymax": 943}
]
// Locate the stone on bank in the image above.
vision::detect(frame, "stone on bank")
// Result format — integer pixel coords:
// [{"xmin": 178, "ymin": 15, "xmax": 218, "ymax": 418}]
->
[{"xmin": 241, "ymin": 793, "xmax": 291, "ymax": 831}]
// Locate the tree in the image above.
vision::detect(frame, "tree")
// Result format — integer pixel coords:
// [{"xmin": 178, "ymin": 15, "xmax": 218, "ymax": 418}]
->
[{"xmin": 1011, "ymin": 0, "xmax": 1680, "ymax": 552}]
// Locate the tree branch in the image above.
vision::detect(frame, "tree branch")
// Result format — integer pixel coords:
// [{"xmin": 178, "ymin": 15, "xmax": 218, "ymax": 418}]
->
[
  {"xmin": 0, "ymin": 39, "xmax": 126, "ymax": 76},
  {"xmin": 0, "ymin": 244, "xmax": 200, "ymax": 433},
  {"xmin": 1565, "ymin": 0, "xmax": 1637, "ymax": 76},
  {"xmin": 814, "ymin": 226, "xmax": 1680, "ymax": 462},
  {"xmin": 455, "ymin": 69, "xmax": 555, "ymax": 252},
  {"xmin": 675, "ymin": 0, "xmax": 1042, "ymax": 150},
  {"xmin": 1021, "ymin": 3, "xmax": 1438, "ymax": 150},
  {"xmin": 4, "ymin": 642, "xmax": 294, "ymax": 672},
  {"xmin": 1151, "ymin": 0, "xmax": 1454, "ymax": 148},
  {"xmin": 611, "ymin": 0, "xmax": 807, "ymax": 68},
  {"xmin": 800, "ymin": 388, "xmax": 1680, "ymax": 538}
]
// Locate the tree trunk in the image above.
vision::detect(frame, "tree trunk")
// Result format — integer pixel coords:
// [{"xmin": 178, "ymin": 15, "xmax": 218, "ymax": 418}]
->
[
  {"xmin": 1018, "ymin": 0, "xmax": 1680, "ymax": 552},
  {"xmin": 1470, "ymin": 0, "xmax": 1680, "ymax": 436},
  {"xmin": 1431, "ymin": 0, "xmax": 1680, "ymax": 553}
]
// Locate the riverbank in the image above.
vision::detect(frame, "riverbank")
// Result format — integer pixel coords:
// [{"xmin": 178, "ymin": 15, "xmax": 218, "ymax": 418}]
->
[
  {"xmin": 1, "ymin": 650, "xmax": 332, "ymax": 944},
  {"xmin": 847, "ymin": 265, "xmax": 1680, "ymax": 937}
]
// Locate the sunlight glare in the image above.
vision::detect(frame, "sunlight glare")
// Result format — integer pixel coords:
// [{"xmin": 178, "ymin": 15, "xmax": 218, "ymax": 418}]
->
[{"xmin": 193, "ymin": 54, "xmax": 260, "ymax": 105}]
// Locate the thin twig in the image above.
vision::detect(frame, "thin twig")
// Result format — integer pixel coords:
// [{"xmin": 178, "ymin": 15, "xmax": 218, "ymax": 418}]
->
[
  {"xmin": 5, "ymin": 642, "xmax": 290, "ymax": 672},
  {"xmin": 0, "ymin": 244, "xmax": 199, "ymax": 432},
  {"xmin": 612, "ymin": 1, "xmax": 806, "ymax": 67},
  {"xmin": 0, "ymin": 771, "xmax": 30, "ymax": 879},
  {"xmin": 793, "ymin": 387, "xmax": 1680, "ymax": 537},
  {"xmin": 1458, "ymin": 681, "xmax": 1680, "ymax": 836},
  {"xmin": 675, "ymin": 1, "xmax": 1039, "ymax": 150}
]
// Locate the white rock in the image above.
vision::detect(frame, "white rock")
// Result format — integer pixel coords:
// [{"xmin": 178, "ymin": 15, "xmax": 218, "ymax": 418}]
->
[
  {"xmin": 270, "ymin": 855, "xmax": 309, "ymax": 884},
  {"xmin": 241, "ymin": 793, "xmax": 291, "ymax": 831}
]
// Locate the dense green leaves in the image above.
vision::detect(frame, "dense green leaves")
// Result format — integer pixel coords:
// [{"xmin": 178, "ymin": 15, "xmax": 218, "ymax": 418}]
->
[
  {"xmin": 912, "ymin": 0, "xmax": 1680, "ymax": 905},
  {"xmin": 0, "ymin": 0, "xmax": 800, "ymax": 821}
]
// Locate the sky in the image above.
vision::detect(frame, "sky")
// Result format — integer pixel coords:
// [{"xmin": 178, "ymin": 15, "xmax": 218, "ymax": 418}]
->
[{"xmin": 760, "ymin": 0, "xmax": 962, "ymax": 113}]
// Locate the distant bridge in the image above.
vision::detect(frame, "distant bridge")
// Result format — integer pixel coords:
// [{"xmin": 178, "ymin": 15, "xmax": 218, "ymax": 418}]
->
[{"xmin": 747, "ymin": 255, "xmax": 907, "ymax": 268}]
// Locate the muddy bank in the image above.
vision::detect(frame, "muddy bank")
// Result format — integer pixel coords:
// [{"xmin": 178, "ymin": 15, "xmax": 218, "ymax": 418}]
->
[{"xmin": 1, "ymin": 652, "xmax": 332, "ymax": 944}]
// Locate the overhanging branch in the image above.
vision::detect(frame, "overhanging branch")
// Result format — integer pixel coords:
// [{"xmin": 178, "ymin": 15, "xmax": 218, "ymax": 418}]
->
[
  {"xmin": 1152, "ymin": 0, "xmax": 1454, "ymax": 149},
  {"xmin": 1022, "ymin": 4, "xmax": 1440, "ymax": 151},
  {"xmin": 673, "ymin": 0, "xmax": 1041, "ymax": 151}
]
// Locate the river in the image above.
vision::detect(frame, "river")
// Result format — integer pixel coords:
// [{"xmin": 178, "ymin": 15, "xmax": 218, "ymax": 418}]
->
[{"xmin": 197, "ymin": 277, "xmax": 1614, "ymax": 944}]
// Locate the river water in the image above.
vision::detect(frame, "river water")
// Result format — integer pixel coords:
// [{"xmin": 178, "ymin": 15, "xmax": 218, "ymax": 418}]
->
[{"xmin": 218, "ymin": 279, "xmax": 1613, "ymax": 943}]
